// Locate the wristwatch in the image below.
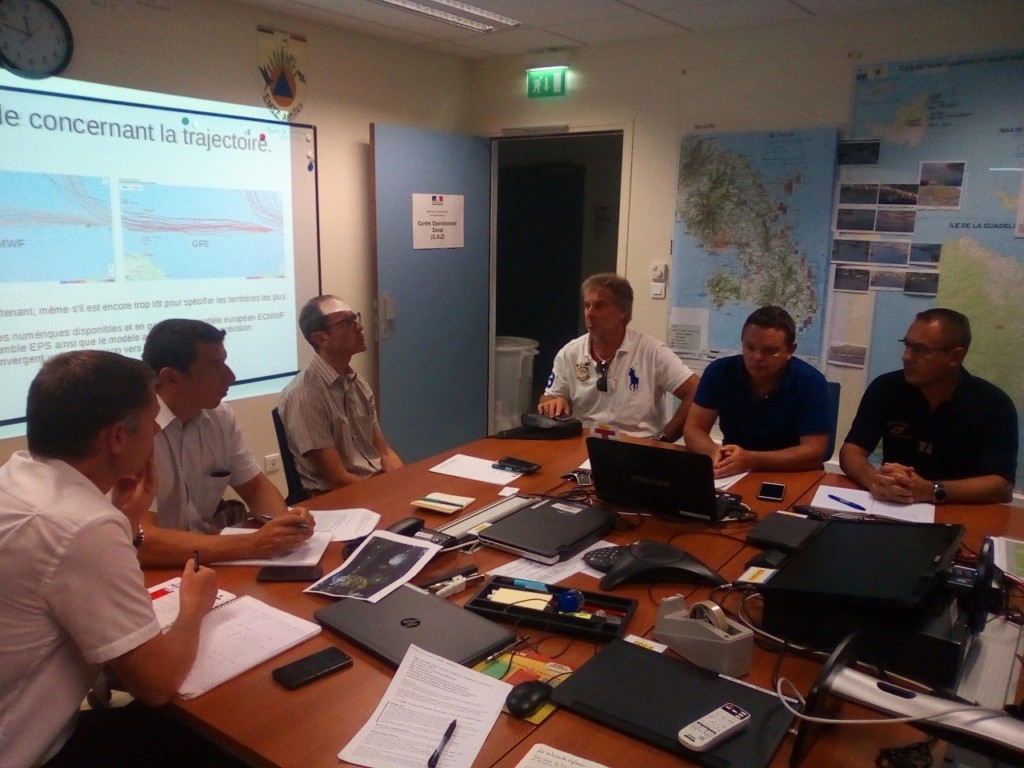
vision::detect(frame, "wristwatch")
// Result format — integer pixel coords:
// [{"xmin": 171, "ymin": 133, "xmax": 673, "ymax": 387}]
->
[
  {"xmin": 932, "ymin": 481, "xmax": 948, "ymax": 504},
  {"xmin": 656, "ymin": 433, "xmax": 672, "ymax": 443}
]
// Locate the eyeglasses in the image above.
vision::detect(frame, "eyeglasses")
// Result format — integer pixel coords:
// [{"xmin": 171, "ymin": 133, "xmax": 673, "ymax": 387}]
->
[
  {"xmin": 898, "ymin": 337, "xmax": 954, "ymax": 356},
  {"xmin": 325, "ymin": 312, "xmax": 361, "ymax": 331},
  {"xmin": 595, "ymin": 360, "xmax": 609, "ymax": 392}
]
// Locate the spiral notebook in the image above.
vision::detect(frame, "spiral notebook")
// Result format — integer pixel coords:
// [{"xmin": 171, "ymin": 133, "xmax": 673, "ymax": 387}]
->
[{"xmin": 149, "ymin": 579, "xmax": 321, "ymax": 699}]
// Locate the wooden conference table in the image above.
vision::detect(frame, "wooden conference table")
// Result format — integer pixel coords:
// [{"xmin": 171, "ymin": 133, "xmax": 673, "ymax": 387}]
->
[{"xmin": 146, "ymin": 433, "xmax": 1022, "ymax": 768}]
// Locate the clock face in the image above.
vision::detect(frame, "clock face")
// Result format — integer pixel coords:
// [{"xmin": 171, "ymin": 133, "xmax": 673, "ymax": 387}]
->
[{"xmin": 0, "ymin": 0, "xmax": 73, "ymax": 78}]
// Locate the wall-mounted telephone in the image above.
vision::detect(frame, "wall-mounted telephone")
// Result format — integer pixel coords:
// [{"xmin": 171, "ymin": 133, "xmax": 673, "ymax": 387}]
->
[{"xmin": 378, "ymin": 292, "xmax": 396, "ymax": 340}]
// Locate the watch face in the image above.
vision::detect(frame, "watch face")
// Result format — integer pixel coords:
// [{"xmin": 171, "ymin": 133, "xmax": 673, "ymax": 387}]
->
[{"xmin": 0, "ymin": 0, "xmax": 73, "ymax": 78}]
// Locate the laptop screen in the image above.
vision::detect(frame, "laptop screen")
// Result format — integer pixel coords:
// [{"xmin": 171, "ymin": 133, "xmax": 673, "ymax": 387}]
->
[{"xmin": 586, "ymin": 437, "xmax": 720, "ymax": 520}]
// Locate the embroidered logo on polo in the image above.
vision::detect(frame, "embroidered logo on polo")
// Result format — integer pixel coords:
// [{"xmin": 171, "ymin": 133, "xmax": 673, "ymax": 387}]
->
[
  {"xmin": 575, "ymin": 360, "xmax": 592, "ymax": 382},
  {"xmin": 547, "ymin": 371, "xmax": 555, "ymax": 388},
  {"xmin": 628, "ymin": 367, "xmax": 639, "ymax": 391}
]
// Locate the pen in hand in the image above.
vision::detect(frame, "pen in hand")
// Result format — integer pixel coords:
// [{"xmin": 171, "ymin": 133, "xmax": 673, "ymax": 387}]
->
[
  {"xmin": 260, "ymin": 513, "xmax": 311, "ymax": 529},
  {"xmin": 193, "ymin": 549, "xmax": 200, "ymax": 572},
  {"xmin": 427, "ymin": 719, "xmax": 456, "ymax": 768}
]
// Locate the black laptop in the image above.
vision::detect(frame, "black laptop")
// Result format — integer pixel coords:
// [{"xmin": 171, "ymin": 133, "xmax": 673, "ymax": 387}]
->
[
  {"xmin": 586, "ymin": 437, "xmax": 727, "ymax": 521},
  {"xmin": 477, "ymin": 496, "xmax": 617, "ymax": 564},
  {"xmin": 314, "ymin": 584, "xmax": 515, "ymax": 667}
]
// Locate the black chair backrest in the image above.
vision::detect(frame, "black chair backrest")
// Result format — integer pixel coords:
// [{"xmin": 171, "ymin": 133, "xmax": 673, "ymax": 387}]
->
[
  {"xmin": 824, "ymin": 381, "xmax": 841, "ymax": 462},
  {"xmin": 271, "ymin": 407, "xmax": 308, "ymax": 506}
]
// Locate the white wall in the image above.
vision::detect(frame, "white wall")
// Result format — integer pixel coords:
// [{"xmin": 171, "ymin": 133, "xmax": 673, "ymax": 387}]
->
[
  {"xmin": 2, "ymin": 0, "xmax": 1022, "ymax": 494},
  {"xmin": 469, "ymin": 0, "xmax": 1024, "ymax": 342}
]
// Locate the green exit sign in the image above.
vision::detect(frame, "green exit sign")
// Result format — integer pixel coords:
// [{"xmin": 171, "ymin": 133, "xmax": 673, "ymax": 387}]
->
[{"xmin": 527, "ymin": 67, "xmax": 568, "ymax": 99}]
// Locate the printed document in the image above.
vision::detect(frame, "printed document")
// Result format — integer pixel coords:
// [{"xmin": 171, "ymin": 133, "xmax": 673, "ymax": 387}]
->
[
  {"xmin": 215, "ymin": 528, "xmax": 331, "ymax": 567},
  {"xmin": 430, "ymin": 453, "xmax": 522, "ymax": 485},
  {"xmin": 514, "ymin": 745, "xmax": 610, "ymax": 768},
  {"xmin": 310, "ymin": 507, "xmax": 380, "ymax": 541},
  {"xmin": 339, "ymin": 644, "xmax": 511, "ymax": 768}
]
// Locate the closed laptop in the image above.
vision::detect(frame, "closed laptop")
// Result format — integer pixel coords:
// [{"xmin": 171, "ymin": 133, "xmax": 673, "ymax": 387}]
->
[
  {"xmin": 476, "ymin": 497, "xmax": 617, "ymax": 564},
  {"xmin": 314, "ymin": 584, "xmax": 514, "ymax": 667}
]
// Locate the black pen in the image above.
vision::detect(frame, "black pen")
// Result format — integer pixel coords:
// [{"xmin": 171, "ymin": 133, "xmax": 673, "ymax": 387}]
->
[
  {"xmin": 193, "ymin": 549, "xmax": 200, "ymax": 572},
  {"xmin": 427, "ymin": 719, "xmax": 456, "ymax": 768},
  {"xmin": 260, "ymin": 513, "xmax": 310, "ymax": 529}
]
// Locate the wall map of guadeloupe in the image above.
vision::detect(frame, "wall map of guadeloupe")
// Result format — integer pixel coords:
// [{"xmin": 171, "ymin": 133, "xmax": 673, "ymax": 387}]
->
[{"xmin": 671, "ymin": 50, "xmax": 1024, "ymax": 491}]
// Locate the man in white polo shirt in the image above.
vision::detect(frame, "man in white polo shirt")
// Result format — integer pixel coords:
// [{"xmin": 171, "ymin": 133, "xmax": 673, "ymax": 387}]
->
[{"xmin": 538, "ymin": 273, "xmax": 699, "ymax": 442}]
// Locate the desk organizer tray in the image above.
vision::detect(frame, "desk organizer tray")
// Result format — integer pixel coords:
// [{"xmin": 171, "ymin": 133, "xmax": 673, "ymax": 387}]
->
[{"xmin": 465, "ymin": 576, "xmax": 636, "ymax": 641}]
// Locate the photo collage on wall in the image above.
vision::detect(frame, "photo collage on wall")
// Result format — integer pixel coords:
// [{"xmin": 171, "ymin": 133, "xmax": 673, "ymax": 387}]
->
[{"xmin": 831, "ymin": 141, "xmax": 963, "ymax": 302}]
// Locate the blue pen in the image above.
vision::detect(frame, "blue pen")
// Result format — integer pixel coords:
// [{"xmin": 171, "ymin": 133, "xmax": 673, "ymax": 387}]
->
[{"xmin": 828, "ymin": 494, "xmax": 866, "ymax": 511}]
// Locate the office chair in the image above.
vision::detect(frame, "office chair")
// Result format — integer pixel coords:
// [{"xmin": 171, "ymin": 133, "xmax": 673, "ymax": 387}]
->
[
  {"xmin": 271, "ymin": 407, "xmax": 309, "ymax": 506},
  {"xmin": 824, "ymin": 381, "xmax": 841, "ymax": 462}
]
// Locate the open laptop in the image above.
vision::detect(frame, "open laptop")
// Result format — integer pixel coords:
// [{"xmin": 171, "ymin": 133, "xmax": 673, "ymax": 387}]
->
[
  {"xmin": 586, "ymin": 437, "xmax": 729, "ymax": 521},
  {"xmin": 314, "ymin": 584, "xmax": 515, "ymax": 667}
]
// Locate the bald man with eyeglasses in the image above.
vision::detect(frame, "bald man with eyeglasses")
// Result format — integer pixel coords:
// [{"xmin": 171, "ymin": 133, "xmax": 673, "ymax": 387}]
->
[
  {"xmin": 277, "ymin": 295, "xmax": 403, "ymax": 494},
  {"xmin": 839, "ymin": 308, "xmax": 1017, "ymax": 505}
]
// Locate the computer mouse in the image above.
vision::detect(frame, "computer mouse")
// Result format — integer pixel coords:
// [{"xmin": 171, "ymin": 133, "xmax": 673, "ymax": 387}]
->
[{"xmin": 505, "ymin": 680, "xmax": 553, "ymax": 719}]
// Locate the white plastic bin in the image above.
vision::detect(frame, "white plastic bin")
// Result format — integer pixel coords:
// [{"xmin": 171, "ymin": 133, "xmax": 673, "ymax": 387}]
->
[{"xmin": 493, "ymin": 336, "xmax": 539, "ymax": 432}]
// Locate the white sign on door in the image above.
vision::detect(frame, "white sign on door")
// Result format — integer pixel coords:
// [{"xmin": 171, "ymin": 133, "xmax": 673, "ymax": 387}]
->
[{"xmin": 412, "ymin": 193, "xmax": 465, "ymax": 249}]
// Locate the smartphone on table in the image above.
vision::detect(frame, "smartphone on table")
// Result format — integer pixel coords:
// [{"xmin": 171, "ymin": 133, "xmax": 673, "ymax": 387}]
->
[
  {"xmin": 756, "ymin": 482, "xmax": 786, "ymax": 502},
  {"xmin": 272, "ymin": 646, "xmax": 352, "ymax": 690},
  {"xmin": 492, "ymin": 456, "xmax": 541, "ymax": 474},
  {"xmin": 257, "ymin": 564, "xmax": 323, "ymax": 582}
]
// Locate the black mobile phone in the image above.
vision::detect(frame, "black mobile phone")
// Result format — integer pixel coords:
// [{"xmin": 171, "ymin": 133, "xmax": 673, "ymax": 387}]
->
[
  {"xmin": 756, "ymin": 481, "xmax": 787, "ymax": 502},
  {"xmin": 493, "ymin": 456, "xmax": 541, "ymax": 474},
  {"xmin": 272, "ymin": 646, "xmax": 352, "ymax": 690},
  {"xmin": 257, "ymin": 564, "xmax": 324, "ymax": 582}
]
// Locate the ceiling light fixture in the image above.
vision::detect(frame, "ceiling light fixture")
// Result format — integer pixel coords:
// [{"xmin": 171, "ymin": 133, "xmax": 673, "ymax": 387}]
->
[
  {"xmin": 373, "ymin": 0, "xmax": 519, "ymax": 32},
  {"xmin": 429, "ymin": 0, "xmax": 520, "ymax": 27}
]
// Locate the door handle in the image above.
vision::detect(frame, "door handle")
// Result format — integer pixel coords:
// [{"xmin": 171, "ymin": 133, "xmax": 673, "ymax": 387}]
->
[{"xmin": 378, "ymin": 292, "xmax": 396, "ymax": 340}]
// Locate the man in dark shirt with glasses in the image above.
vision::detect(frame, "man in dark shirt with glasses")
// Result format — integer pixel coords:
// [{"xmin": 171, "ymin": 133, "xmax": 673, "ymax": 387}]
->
[{"xmin": 840, "ymin": 308, "xmax": 1017, "ymax": 505}]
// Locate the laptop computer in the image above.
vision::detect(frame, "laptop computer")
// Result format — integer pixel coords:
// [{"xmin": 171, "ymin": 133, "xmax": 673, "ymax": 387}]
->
[
  {"xmin": 314, "ymin": 584, "xmax": 515, "ymax": 667},
  {"xmin": 476, "ymin": 497, "xmax": 617, "ymax": 564},
  {"xmin": 586, "ymin": 437, "xmax": 727, "ymax": 521}
]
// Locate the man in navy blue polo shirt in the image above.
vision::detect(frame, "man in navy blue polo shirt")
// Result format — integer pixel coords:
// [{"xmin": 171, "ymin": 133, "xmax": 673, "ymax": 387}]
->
[
  {"xmin": 683, "ymin": 306, "xmax": 830, "ymax": 478},
  {"xmin": 840, "ymin": 308, "xmax": 1017, "ymax": 505}
]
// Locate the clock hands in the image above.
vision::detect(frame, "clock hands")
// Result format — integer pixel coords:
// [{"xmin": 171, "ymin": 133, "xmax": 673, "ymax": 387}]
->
[{"xmin": 0, "ymin": 18, "xmax": 31, "ymax": 37}]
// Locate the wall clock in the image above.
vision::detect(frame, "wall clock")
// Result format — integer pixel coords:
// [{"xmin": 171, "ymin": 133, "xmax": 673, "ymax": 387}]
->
[{"xmin": 0, "ymin": 0, "xmax": 73, "ymax": 78}]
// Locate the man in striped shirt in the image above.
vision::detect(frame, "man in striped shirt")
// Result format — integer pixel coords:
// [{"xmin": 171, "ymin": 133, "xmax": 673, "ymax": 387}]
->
[{"xmin": 278, "ymin": 296, "xmax": 403, "ymax": 495}]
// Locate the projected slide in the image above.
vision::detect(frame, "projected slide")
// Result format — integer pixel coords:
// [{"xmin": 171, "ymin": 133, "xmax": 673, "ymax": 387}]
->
[
  {"xmin": 0, "ymin": 72, "xmax": 320, "ymax": 430},
  {"xmin": 0, "ymin": 171, "xmax": 115, "ymax": 282},
  {"xmin": 122, "ymin": 183, "xmax": 285, "ymax": 280}
]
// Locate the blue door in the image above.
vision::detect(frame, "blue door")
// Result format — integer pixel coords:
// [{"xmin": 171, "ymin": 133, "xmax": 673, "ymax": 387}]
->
[{"xmin": 372, "ymin": 124, "xmax": 491, "ymax": 461}]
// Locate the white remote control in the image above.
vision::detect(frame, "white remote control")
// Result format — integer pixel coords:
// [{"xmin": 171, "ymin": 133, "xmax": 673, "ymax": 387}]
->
[{"xmin": 677, "ymin": 703, "xmax": 750, "ymax": 751}]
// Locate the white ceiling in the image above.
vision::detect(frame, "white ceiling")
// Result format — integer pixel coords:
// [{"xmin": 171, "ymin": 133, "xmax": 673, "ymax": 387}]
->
[{"xmin": 233, "ymin": 0, "xmax": 959, "ymax": 59}]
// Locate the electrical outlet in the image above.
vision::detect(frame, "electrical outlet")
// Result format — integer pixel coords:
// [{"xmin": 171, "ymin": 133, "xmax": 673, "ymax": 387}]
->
[{"xmin": 264, "ymin": 453, "xmax": 282, "ymax": 473}]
